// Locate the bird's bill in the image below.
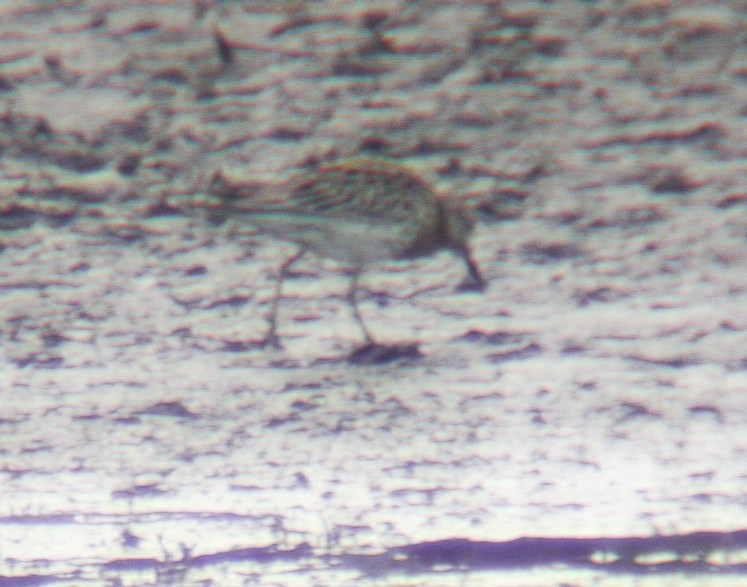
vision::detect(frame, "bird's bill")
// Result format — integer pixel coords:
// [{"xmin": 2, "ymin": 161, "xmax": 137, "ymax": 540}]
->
[{"xmin": 459, "ymin": 252, "xmax": 486, "ymax": 292}]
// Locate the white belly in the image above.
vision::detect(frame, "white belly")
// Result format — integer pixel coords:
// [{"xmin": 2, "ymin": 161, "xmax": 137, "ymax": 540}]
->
[{"xmin": 243, "ymin": 214, "xmax": 414, "ymax": 266}]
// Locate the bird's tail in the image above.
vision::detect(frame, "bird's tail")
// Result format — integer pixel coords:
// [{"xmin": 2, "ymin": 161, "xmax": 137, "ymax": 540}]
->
[{"xmin": 184, "ymin": 170, "xmax": 274, "ymax": 225}]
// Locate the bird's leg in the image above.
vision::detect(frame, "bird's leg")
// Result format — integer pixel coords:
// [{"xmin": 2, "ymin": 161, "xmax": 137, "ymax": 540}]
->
[
  {"xmin": 264, "ymin": 249, "xmax": 305, "ymax": 348},
  {"xmin": 346, "ymin": 270, "xmax": 422, "ymax": 365},
  {"xmin": 346, "ymin": 270, "xmax": 378, "ymax": 347}
]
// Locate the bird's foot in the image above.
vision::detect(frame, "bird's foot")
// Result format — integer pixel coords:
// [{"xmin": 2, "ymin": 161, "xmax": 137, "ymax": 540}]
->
[
  {"xmin": 348, "ymin": 342, "xmax": 421, "ymax": 365},
  {"xmin": 456, "ymin": 276, "xmax": 486, "ymax": 293},
  {"xmin": 260, "ymin": 331, "xmax": 284, "ymax": 350}
]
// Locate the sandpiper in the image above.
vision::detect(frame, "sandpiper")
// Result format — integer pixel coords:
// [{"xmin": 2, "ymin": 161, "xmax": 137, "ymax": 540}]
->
[{"xmin": 209, "ymin": 159, "xmax": 484, "ymax": 356}]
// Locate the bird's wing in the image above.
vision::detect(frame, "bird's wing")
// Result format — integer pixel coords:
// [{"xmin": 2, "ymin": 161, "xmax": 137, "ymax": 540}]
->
[{"xmin": 283, "ymin": 160, "xmax": 438, "ymax": 220}]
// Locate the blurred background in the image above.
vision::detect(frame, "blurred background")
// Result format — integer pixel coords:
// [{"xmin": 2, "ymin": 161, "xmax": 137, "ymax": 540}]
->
[{"xmin": 0, "ymin": 0, "xmax": 746, "ymax": 584}]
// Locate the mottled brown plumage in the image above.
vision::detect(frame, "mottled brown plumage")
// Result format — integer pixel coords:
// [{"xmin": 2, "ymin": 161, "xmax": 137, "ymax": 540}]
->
[{"xmin": 214, "ymin": 159, "xmax": 484, "ymax": 351}]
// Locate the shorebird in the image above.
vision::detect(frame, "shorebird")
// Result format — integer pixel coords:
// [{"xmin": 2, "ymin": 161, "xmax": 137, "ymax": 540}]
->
[{"xmin": 208, "ymin": 159, "xmax": 484, "ymax": 358}]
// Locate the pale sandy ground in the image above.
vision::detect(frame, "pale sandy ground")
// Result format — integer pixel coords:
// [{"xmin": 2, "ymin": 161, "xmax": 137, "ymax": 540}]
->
[{"xmin": 1, "ymin": 0, "xmax": 746, "ymax": 585}]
